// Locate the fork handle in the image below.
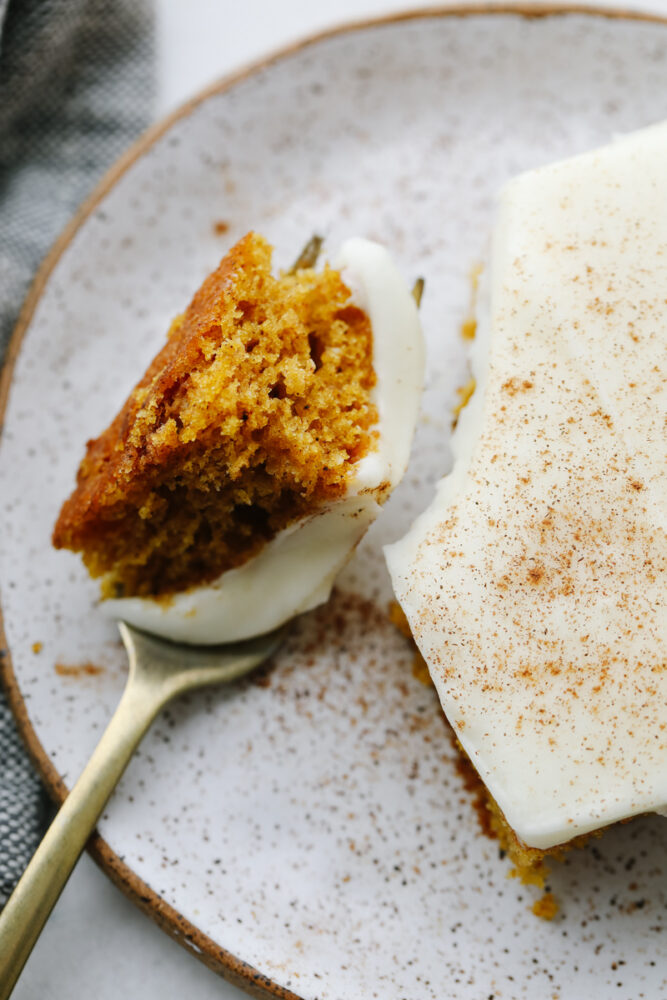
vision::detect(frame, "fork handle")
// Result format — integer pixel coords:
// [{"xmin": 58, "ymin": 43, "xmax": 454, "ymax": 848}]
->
[{"xmin": 0, "ymin": 675, "xmax": 164, "ymax": 999}]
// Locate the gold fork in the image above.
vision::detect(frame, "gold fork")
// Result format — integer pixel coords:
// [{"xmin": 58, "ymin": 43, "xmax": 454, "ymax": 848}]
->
[{"xmin": 0, "ymin": 622, "xmax": 283, "ymax": 998}]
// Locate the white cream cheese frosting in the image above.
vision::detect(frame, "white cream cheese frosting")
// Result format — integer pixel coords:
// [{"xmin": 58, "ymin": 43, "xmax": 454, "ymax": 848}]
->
[
  {"xmin": 104, "ymin": 238, "xmax": 424, "ymax": 645},
  {"xmin": 386, "ymin": 121, "xmax": 667, "ymax": 850}
]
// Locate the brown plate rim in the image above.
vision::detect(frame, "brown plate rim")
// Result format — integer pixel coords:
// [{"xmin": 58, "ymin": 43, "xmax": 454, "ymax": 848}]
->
[{"xmin": 1, "ymin": 4, "xmax": 666, "ymax": 997}]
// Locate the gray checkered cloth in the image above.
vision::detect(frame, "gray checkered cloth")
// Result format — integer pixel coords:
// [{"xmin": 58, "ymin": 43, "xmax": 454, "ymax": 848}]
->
[{"xmin": 0, "ymin": 0, "xmax": 154, "ymax": 906}]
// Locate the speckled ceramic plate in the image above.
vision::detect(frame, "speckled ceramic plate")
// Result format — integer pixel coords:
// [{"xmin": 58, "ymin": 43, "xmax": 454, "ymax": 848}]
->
[{"xmin": 2, "ymin": 6, "xmax": 667, "ymax": 999}]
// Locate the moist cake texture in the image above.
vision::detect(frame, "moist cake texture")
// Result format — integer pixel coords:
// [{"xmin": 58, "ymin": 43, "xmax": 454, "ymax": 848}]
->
[
  {"xmin": 386, "ymin": 121, "xmax": 667, "ymax": 854},
  {"xmin": 54, "ymin": 233, "xmax": 378, "ymax": 599},
  {"xmin": 54, "ymin": 233, "xmax": 424, "ymax": 644}
]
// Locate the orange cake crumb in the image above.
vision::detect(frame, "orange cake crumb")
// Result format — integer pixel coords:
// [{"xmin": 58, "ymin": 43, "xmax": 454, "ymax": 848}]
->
[
  {"xmin": 452, "ymin": 376, "xmax": 476, "ymax": 427},
  {"xmin": 460, "ymin": 318, "xmax": 477, "ymax": 341},
  {"xmin": 53, "ymin": 233, "xmax": 377, "ymax": 598},
  {"xmin": 460, "ymin": 261, "xmax": 482, "ymax": 341},
  {"xmin": 532, "ymin": 892, "xmax": 559, "ymax": 921},
  {"xmin": 55, "ymin": 662, "xmax": 105, "ymax": 677},
  {"xmin": 388, "ymin": 600, "xmax": 412, "ymax": 638},
  {"xmin": 389, "ymin": 601, "xmax": 431, "ymax": 685}
]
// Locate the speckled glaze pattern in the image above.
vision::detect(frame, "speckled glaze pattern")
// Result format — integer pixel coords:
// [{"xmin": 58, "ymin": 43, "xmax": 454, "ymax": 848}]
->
[{"xmin": 1, "ymin": 9, "xmax": 667, "ymax": 1000}]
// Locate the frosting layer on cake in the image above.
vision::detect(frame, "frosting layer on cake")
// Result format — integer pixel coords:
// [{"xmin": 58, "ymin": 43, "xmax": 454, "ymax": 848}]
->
[{"xmin": 386, "ymin": 122, "xmax": 667, "ymax": 849}]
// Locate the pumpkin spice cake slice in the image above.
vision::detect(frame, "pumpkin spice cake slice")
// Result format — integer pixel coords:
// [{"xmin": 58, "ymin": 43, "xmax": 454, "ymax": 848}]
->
[
  {"xmin": 386, "ymin": 122, "xmax": 667, "ymax": 884},
  {"xmin": 54, "ymin": 232, "xmax": 424, "ymax": 643}
]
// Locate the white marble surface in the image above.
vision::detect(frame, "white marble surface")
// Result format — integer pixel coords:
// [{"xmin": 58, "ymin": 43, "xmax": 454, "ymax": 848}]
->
[{"xmin": 12, "ymin": 2, "xmax": 667, "ymax": 999}]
